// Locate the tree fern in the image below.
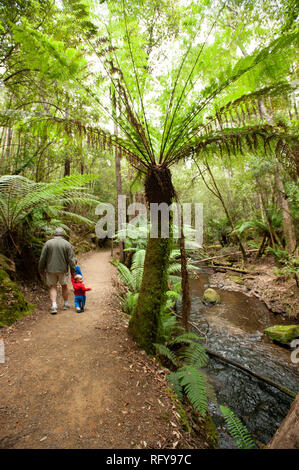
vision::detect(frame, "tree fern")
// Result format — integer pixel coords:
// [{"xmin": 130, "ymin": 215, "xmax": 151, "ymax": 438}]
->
[
  {"xmin": 220, "ymin": 405, "xmax": 256, "ymax": 449},
  {"xmin": 0, "ymin": 174, "xmax": 99, "ymax": 248}
]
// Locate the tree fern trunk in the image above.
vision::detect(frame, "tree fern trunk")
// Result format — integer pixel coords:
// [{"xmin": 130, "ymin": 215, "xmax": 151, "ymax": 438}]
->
[
  {"xmin": 128, "ymin": 234, "xmax": 171, "ymax": 354},
  {"xmin": 128, "ymin": 165, "xmax": 175, "ymax": 354},
  {"xmin": 179, "ymin": 212, "xmax": 190, "ymax": 331}
]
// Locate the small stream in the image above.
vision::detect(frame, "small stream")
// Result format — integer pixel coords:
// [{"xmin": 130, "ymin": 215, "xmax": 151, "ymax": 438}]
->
[{"xmin": 182, "ymin": 268, "xmax": 299, "ymax": 448}]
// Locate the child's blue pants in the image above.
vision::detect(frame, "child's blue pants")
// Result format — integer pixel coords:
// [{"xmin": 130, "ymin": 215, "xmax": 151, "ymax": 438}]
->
[{"xmin": 74, "ymin": 295, "xmax": 86, "ymax": 309}]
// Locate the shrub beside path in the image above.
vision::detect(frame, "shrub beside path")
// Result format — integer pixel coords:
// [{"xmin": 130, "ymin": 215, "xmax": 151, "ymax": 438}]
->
[{"xmin": 0, "ymin": 250, "xmax": 206, "ymax": 449}]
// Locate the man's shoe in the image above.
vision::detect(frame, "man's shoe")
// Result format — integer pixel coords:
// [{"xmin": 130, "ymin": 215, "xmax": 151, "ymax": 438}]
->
[
  {"xmin": 63, "ymin": 302, "xmax": 70, "ymax": 310},
  {"xmin": 50, "ymin": 307, "xmax": 57, "ymax": 315}
]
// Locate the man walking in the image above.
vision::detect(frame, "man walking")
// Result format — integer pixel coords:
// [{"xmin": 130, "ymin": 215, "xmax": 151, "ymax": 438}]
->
[{"xmin": 38, "ymin": 227, "xmax": 76, "ymax": 314}]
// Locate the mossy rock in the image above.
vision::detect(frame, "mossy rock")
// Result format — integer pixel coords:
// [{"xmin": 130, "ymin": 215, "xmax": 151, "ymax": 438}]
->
[
  {"xmin": 203, "ymin": 288, "xmax": 221, "ymax": 305},
  {"xmin": 264, "ymin": 325, "xmax": 299, "ymax": 345},
  {"xmin": 0, "ymin": 269, "xmax": 33, "ymax": 327}
]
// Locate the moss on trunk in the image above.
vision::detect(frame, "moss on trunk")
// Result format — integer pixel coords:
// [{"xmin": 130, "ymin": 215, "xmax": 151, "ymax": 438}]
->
[{"xmin": 128, "ymin": 234, "xmax": 171, "ymax": 354}]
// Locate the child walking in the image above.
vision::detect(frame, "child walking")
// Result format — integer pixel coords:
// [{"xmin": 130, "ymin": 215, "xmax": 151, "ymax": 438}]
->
[{"xmin": 71, "ymin": 274, "xmax": 91, "ymax": 313}]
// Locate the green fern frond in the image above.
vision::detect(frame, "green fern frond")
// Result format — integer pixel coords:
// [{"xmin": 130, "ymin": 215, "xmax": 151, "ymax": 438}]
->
[
  {"xmin": 220, "ymin": 405, "xmax": 255, "ymax": 449},
  {"xmin": 167, "ymin": 263, "xmax": 182, "ymax": 274},
  {"xmin": 123, "ymin": 291, "xmax": 139, "ymax": 315},
  {"xmin": 159, "ymin": 313, "xmax": 185, "ymax": 342},
  {"xmin": 159, "ymin": 315, "xmax": 179, "ymax": 343},
  {"xmin": 165, "ymin": 290, "xmax": 180, "ymax": 300},
  {"xmin": 168, "ymin": 275, "xmax": 182, "ymax": 285},
  {"xmin": 59, "ymin": 210, "xmax": 95, "ymax": 226},
  {"xmin": 115, "ymin": 262, "xmax": 136, "ymax": 292},
  {"xmin": 176, "ymin": 365, "xmax": 212, "ymax": 417},
  {"xmin": 131, "ymin": 267, "xmax": 144, "ymax": 291},
  {"xmin": 0, "ymin": 174, "xmax": 98, "ymax": 236},
  {"xmin": 178, "ymin": 342, "xmax": 209, "ymax": 368},
  {"xmin": 131, "ymin": 249, "xmax": 146, "ymax": 270},
  {"xmin": 169, "ymin": 332, "xmax": 205, "ymax": 345},
  {"xmin": 154, "ymin": 343, "xmax": 178, "ymax": 366},
  {"xmin": 170, "ymin": 249, "xmax": 181, "ymax": 259}
]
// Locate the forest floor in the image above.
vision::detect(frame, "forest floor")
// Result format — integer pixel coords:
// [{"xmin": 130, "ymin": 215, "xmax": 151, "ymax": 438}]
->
[{"xmin": 0, "ymin": 249, "xmax": 208, "ymax": 450}]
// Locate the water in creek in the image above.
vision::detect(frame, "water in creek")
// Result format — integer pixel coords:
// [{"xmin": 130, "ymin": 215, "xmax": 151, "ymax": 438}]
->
[{"xmin": 183, "ymin": 269, "xmax": 299, "ymax": 448}]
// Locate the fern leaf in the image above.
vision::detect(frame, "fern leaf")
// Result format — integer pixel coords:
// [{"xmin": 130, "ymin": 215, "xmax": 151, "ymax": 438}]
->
[
  {"xmin": 176, "ymin": 365, "xmax": 212, "ymax": 416},
  {"xmin": 167, "ymin": 263, "xmax": 182, "ymax": 274},
  {"xmin": 220, "ymin": 405, "xmax": 255, "ymax": 449},
  {"xmin": 115, "ymin": 262, "xmax": 136, "ymax": 292},
  {"xmin": 154, "ymin": 343, "xmax": 178, "ymax": 366},
  {"xmin": 169, "ymin": 332, "xmax": 205, "ymax": 345},
  {"xmin": 178, "ymin": 342, "xmax": 209, "ymax": 368},
  {"xmin": 131, "ymin": 249, "xmax": 146, "ymax": 270}
]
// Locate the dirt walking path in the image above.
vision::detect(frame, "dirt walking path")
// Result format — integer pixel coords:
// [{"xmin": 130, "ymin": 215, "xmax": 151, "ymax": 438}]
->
[{"xmin": 0, "ymin": 250, "xmax": 203, "ymax": 449}]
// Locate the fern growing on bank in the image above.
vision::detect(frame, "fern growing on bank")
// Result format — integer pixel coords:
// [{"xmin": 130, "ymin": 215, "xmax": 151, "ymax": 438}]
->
[
  {"xmin": 154, "ymin": 315, "xmax": 214, "ymax": 418},
  {"xmin": 220, "ymin": 405, "xmax": 256, "ymax": 449},
  {"xmin": 154, "ymin": 318, "xmax": 257, "ymax": 446},
  {"xmin": 176, "ymin": 366, "xmax": 215, "ymax": 417}
]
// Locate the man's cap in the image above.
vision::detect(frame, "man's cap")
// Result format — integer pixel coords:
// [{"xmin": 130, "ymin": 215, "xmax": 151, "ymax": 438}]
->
[{"xmin": 54, "ymin": 227, "xmax": 65, "ymax": 236}]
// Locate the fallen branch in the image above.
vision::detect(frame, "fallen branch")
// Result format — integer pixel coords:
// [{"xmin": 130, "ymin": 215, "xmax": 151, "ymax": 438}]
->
[
  {"xmin": 213, "ymin": 265, "xmax": 252, "ymax": 274},
  {"xmin": 204, "ymin": 348, "xmax": 296, "ymax": 399},
  {"xmin": 192, "ymin": 249, "xmax": 258, "ymax": 264}
]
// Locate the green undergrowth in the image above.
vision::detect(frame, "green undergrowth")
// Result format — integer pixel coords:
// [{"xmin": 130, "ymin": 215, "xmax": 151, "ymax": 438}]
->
[
  {"xmin": 0, "ymin": 268, "xmax": 33, "ymax": 326},
  {"xmin": 167, "ymin": 386, "xmax": 219, "ymax": 448}
]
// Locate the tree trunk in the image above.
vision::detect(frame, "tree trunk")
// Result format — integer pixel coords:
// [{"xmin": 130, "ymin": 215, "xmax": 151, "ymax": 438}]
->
[
  {"xmin": 275, "ymin": 166, "xmax": 297, "ymax": 254},
  {"xmin": 64, "ymin": 108, "xmax": 71, "ymax": 177},
  {"xmin": 111, "ymin": 86, "xmax": 124, "ymax": 262},
  {"xmin": 128, "ymin": 234, "xmax": 171, "ymax": 354},
  {"xmin": 128, "ymin": 165, "xmax": 175, "ymax": 354},
  {"xmin": 267, "ymin": 394, "xmax": 299, "ymax": 449},
  {"xmin": 5, "ymin": 128, "xmax": 13, "ymax": 172},
  {"xmin": 179, "ymin": 211, "xmax": 190, "ymax": 331},
  {"xmin": 256, "ymin": 177, "xmax": 276, "ymax": 248},
  {"xmin": 256, "ymin": 235, "xmax": 268, "ymax": 258}
]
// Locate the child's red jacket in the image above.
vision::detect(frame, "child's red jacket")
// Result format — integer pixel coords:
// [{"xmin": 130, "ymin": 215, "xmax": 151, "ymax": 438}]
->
[{"xmin": 71, "ymin": 277, "xmax": 91, "ymax": 296}]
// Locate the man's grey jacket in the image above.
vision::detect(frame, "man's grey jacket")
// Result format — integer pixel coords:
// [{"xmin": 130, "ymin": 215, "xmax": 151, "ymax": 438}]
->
[{"xmin": 38, "ymin": 235, "xmax": 76, "ymax": 274}]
